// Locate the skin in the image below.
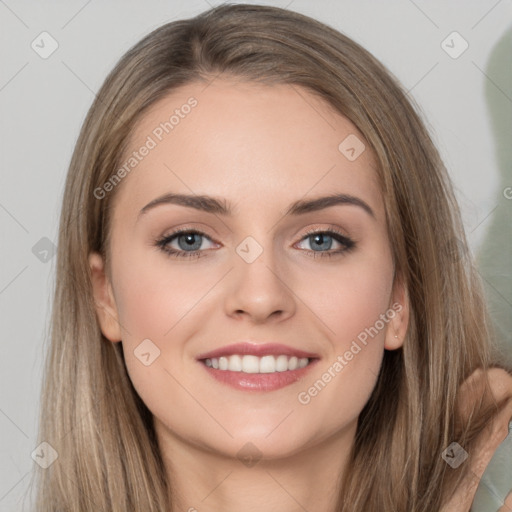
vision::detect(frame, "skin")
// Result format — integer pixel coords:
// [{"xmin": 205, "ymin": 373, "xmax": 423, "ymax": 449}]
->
[
  {"xmin": 441, "ymin": 367, "xmax": 512, "ymax": 512},
  {"xmin": 88, "ymin": 78, "xmax": 512, "ymax": 511}
]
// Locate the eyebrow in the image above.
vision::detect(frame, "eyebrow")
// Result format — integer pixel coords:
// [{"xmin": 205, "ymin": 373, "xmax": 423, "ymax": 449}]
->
[{"xmin": 137, "ymin": 192, "xmax": 375, "ymax": 220}]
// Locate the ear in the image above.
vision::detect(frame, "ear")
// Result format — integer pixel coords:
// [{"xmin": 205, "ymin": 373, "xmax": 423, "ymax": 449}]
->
[
  {"xmin": 384, "ymin": 272, "xmax": 409, "ymax": 350},
  {"xmin": 88, "ymin": 251, "xmax": 122, "ymax": 342}
]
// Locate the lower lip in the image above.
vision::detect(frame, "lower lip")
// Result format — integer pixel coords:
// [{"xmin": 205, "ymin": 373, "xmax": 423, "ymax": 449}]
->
[{"xmin": 199, "ymin": 359, "xmax": 319, "ymax": 391}]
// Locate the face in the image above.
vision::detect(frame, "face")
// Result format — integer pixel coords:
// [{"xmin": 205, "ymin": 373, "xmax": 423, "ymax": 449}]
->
[{"xmin": 89, "ymin": 78, "xmax": 408, "ymax": 461}]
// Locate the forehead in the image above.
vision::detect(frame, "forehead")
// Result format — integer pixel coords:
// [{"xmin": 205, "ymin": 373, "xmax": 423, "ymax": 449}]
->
[{"xmin": 111, "ymin": 78, "xmax": 383, "ymax": 221}]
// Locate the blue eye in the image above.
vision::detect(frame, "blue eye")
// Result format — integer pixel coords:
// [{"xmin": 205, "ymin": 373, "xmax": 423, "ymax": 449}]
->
[
  {"xmin": 155, "ymin": 228, "xmax": 356, "ymax": 260},
  {"xmin": 297, "ymin": 229, "xmax": 355, "ymax": 257},
  {"xmin": 155, "ymin": 229, "xmax": 214, "ymax": 258}
]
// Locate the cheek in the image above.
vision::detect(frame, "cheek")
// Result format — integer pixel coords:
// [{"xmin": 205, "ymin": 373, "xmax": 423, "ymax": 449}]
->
[
  {"xmin": 110, "ymin": 247, "xmax": 227, "ymax": 376},
  {"xmin": 291, "ymin": 253, "xmax": 394, "ymax": 428},
  {"xmin": 111, "ymin": 256, "xmax": 205, "ymax": 418},
  {"xmin": 306, "ymin": 251, "xmax": 395, "ymax": 350},
  {"xmin": 112, "ymin": 253, "xmax": 209, "ymax": 341}
]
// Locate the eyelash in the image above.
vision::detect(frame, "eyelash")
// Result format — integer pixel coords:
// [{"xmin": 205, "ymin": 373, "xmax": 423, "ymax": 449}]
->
[{"xmin": 155, "ymin": 226, "xmax": 356, "ymax": 260}]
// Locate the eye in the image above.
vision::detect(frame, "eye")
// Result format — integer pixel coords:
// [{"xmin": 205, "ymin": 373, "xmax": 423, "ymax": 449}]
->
[
  {"xmin": 155, "ymin": 229, "xmax": 217, "ymax": 259},
  {"xmin": 155, "ymin": 227, "xmax": 356, "ymax": 260},
  {"xmin": 295, "ymin": 228, "xmax": 356, "ymax": 259}
]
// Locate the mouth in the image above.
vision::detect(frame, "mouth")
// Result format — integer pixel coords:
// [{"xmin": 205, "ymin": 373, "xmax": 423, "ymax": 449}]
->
[
  {"xmin": 203, "ymin": 354, "xmax": 312, "ymax": 373},
  {"xmin": 196, "ymin": 342, "xmax": 320, "ymax": 391}
]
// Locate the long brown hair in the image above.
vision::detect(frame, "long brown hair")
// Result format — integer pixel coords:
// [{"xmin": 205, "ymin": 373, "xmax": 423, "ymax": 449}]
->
[{"xmin": 31, "ymin": 4, "xmax": 511, "ymax": 510}]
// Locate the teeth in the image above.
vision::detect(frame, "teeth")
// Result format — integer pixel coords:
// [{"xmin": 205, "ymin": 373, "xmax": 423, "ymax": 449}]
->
[
  {"xmin": 298, "ymin": 357, "xmax": 309, "ymax": 368},
  {"xmin": 229, "ymin": 354, "xmax": 243, "ymax": 372},
  {"xmin": 204, "ymin": 355, "xmax": 310, "ymax": 373},
  {"xmin": 242, "ymin": 355, "xmax": 259, "ymax": 373},
  {"xmin": 288, "ymin": 356, "xmax": 298, "ymax": 371},
  {"xmin": 259, "ymin": 355, "xmax": 275, "ymax": 373},
  {"xmin": 275, "ymin": 355, "xmax": 288, "ymax": 372}
]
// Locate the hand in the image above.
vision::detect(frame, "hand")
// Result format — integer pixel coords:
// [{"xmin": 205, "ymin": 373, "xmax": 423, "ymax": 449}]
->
[
  {"xmin": 440, "ymin": 367, "xmax": 512, "ymax": 512},
  {"xmin": 497, "ymin": 490, "xmax": 512, "ymax": 511}
]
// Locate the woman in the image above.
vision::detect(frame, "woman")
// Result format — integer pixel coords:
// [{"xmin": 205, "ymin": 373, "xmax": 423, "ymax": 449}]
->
[{"xmin": 31, "ymin": 4, "xmax": 512, "ymax": 511}]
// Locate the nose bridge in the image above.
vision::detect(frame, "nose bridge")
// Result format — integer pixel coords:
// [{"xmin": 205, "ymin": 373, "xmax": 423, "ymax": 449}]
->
[{"xmin": 224, "ymin": 233, "xmax": 296, "ymax": 321}]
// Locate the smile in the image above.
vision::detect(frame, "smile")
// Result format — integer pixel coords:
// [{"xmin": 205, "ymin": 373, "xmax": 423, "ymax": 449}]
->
[
  {"xmin": 203, "ymin": 354, "xmax": 311, "ymax": 373},
  {"xmin": 196, "ymin": 342, "xmax": 320, "ymax": 391}
]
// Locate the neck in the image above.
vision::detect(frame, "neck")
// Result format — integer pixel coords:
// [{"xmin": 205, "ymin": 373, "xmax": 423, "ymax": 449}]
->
[{"xmin": 155, "ymin": 419, "xmax": 357, "ymax": 512}]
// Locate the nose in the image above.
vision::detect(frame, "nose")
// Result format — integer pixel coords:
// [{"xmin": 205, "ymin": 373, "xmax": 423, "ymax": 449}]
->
[{"xmin": 223, "ymin": 244, "xmax": 297, "ymax": 324}]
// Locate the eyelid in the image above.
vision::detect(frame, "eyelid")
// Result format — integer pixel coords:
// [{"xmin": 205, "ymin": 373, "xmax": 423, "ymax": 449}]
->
[
  {"xmin": 155, "ymin": 223, "xmax": 356, "ymax": 259},
  {"xmin": 296, "ymin": 226, "xmax": 353, "ymax": 245},
  {"xmin": 157, "ymin": 226, "xmax": 219, "ymax": 250}
]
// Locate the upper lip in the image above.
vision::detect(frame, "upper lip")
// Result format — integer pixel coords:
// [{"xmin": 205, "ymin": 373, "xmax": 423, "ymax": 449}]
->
[{"xmin": 196, "ymin": 342, "xmax": 319, "ymax": 360}]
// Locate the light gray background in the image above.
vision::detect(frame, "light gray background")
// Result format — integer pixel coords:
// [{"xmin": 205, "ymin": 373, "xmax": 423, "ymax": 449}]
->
[{"xmin": 1, "ymin": 1, "xmax": 511, "ymax": 510}]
